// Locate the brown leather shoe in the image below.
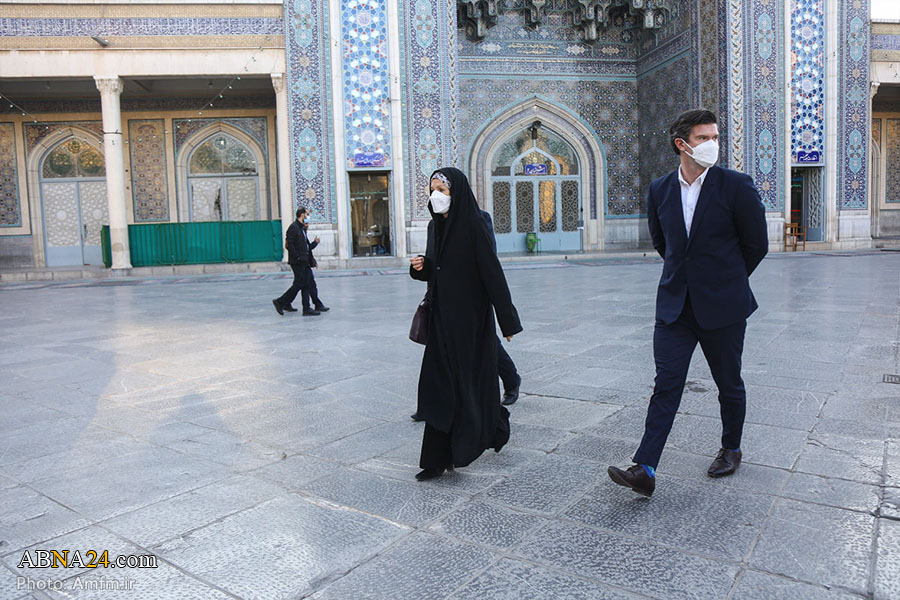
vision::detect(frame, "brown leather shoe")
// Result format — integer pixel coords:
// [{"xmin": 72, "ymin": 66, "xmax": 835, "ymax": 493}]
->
[
  {"xmin": 607, "ymin": 464, "xmax": 655, "ymax": 497},
  {"xmin": 708, "ymin": 448, "xmax": 742, "ymax": 478}
]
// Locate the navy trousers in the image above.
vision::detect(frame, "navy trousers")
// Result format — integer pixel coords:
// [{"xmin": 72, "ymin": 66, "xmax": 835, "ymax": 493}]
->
[
  {"xmin": 497, "ymin": 339, "xmax": 519, "ymax": 392},
  {"xmin": 633, "ymin": 296, "xmax": 747, "ymax": 469}
]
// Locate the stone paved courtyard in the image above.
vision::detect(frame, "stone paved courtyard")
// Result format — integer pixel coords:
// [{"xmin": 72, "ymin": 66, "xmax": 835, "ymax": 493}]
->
[{"xmin": 1, "ymin": 251, "xmax": 899, "ymax": 600}]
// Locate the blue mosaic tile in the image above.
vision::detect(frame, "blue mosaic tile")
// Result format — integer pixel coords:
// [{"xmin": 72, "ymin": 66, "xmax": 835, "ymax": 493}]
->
[
  {"xmin": 339, "ymin": 0, "xmax": 393, "ymax": 167},
  {"xmin": 790, "ymin": 0, "xmax": 825, "ymax": 164}
]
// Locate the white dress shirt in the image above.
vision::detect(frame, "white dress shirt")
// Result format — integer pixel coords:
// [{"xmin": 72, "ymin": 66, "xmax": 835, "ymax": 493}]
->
[{"xmin": 678, "ymin": 166, "xmax": 709, "ymax": 237}]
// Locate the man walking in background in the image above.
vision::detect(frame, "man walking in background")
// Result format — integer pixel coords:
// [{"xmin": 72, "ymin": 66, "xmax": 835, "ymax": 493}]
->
[{"xmin": 273, "ymin": 206, "xmax": 324, "ymax": 317}]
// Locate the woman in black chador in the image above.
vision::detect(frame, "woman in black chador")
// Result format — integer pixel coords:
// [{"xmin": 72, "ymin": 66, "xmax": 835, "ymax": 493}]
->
[{"xmin": 409, "ymin": 167, "xmax": 523, "ymax": 481}]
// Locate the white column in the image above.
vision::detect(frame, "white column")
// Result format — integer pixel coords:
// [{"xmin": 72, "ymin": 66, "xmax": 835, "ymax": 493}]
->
[
  {"xmin": 272, "ymin": 73, "xmax": 293, "ymax": 262},
  {"xmin": 328, "ymin": 2, "xmax": 350, "ymax": 260},
  {"xmin": 386, "ymin": 0, "xmax": 408, "ymax": 258},
  {"xmin": 94, "ymin": 75, "xmax": 131, "ymax": 269},
  {"xmin": 823, "ymin": 0, "xmax": 840, "ymax": 243}
]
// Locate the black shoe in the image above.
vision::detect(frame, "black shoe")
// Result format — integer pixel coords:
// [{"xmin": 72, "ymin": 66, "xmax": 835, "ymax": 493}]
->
[
  {"xmin": 708, "ymin": 448, "xmax": 742, "ymax": 478},
  {"xmin": 283, "ymin": 304, "xmax": 298, "ymax": 312},
  {"xmin": 607, "ymin": 464, "xmax": 655, "ymax": 497},
  {"xmin": 314, "ymin": 304, "xmax": 330, "ymax": 312},
  {"xmin": 410, "ymin": 412, "xmax": 424, "ymax": 422},
  {"xmin": 415, "ymin": 468, "xmax": 445, "ymax": 481},
  {"xmin": 502, "ymin": 375, "xmax": 521, "ymax": 406},
  {"xmin": 302, "ymin": 308, "xmax": 321, "ymax": 316},
  {"xmin": 272, "ymin": 299, "xmax": 284, "ymax": 315}
]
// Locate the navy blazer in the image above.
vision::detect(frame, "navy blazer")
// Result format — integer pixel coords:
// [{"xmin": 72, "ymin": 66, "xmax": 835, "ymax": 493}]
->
[{"xmin": 647, "ymin": 165, "xmax": 768, "ymax": 330}]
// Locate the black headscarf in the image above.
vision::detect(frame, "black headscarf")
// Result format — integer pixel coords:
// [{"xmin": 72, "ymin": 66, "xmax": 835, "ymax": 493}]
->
[{"xmin": 428, "ymin": 167, "xmax": 486, "ymax": 258}]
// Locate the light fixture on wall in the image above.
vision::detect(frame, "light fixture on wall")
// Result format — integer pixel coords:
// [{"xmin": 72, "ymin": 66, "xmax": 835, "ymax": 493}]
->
[{"xmin": 91, "ymin": 36, "xmax": 109, "ymax": 47}]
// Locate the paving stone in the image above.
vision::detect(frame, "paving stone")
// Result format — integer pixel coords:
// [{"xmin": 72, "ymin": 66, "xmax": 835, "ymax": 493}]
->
[
  {"xmin": 795, "ymin": 433, "xmax": 885, "ymax": 484},
  {"xmin": 484, "ymin": 453, "xmax": 611, "ymax": 515},
  {"xmin": 310, "ymin": 422, "xmax": 417, "ymax": 464},
  {"xmin": 516, "ymin": 520, "xmax": 738, "ymax": 600},
  {"xmin": 565, "ymin": 476, "xmax": 772, "ymax": 561},
  {"xmin": 163, "ymin": 430, "xmax": 287, "ymax": 473},
  {"xmin": 876, "ymin": 518, "xmax": 900, "ymax": 600},
  {"xmin": 28, "ymin": 447, "xmax": 230, "ymax": 522},
  {"xmin": 312, "ymin": 532, "xmax": 495, "ymax": 600},
  {"xmin": 508, "ymin": 396, "xmax": 622, "ymax": 431},
  {"xmin": 750, "ymin": 499, "xmax": 874, "ymax": 594},
  {"xmin": 248, "ymin": 454, "xmax": 338, "ymax": 490},
  {"xmin": 100, "ymin": 475, "xmax": 284, "ymax": 547},
  {"xmin": 653, "ymin": 449, "xmax": 792, "ymax": 494},
  {"xmin": 448, "ymin": 558, "xmax": 637, "ymax": 600},
  {"xmin": 430, "ymin": 501, "xmax": 546, "ymax": 549},
  {"xmin": 305, "ymin": 468, "xmax": 463, "ymax": 526},
  {"xmin": 155, "ymin": 494, "xmax": 406, "ymax": 600},
  {"xmin": 782, "ymin": 472, "xmax": 881, "ymax": 513},
  {"xmin": 731, "ymin": 570, "xmax": 861, "ymax": 600},
  {"xmin": 0, "ymin": 486, "xmax": 92, "ymax": 554}
]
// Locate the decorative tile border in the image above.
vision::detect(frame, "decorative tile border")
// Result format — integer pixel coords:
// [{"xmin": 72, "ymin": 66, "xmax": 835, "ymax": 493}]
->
[
  {"xmin": 399, "ymin": 0, "xmax": 458, "ymax": 220},
  {"xmin": 284, "ymin": 0, "xmax": 336, "ymax": 223},
  {"xmin": 339, "ymin": 0, "xmax": 393, "ymax": 167},
  {"xmin": 886, "ymin": 119, "xmax": 900, "ymax": 203},
  {"xmin": 837, "ymin": 0, "xmax": 869, "ymax": 210},
  {"xmin": 728, "ymin": 0, "xmax": 745, "ymax": 171},
  {"xmin": 24, "ymin": 121, "xmax": 103, "ymax": 154},
  {"xmin": 173, "ymin": 117, "xmax": 268, "ymax": 154},
  {"xmin": 872, "ymin": 34, "xmax": 900, "ymax": 51},
  {"xmin": 790, "ymin": 0, "xmax": 824, "ymax": 164},
  {"xmin": 0, "ymin": 123, "xmax": 20, "ymax": 227},
  {"xmin": 128, "ymin": 119, "xmax": 169, "ymax": 222},
  {"xmin": 745, "ymin": 0, "xmax": 784, "ymax": 211},
  {"xmin": 0, "ymin": 17, "xmax": 283, "ymax": 37}
]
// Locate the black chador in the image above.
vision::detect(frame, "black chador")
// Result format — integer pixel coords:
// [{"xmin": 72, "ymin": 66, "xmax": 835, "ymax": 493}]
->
[{"xmin": 410, "ymin": 167, "xmax": 523, "ymax": 475}]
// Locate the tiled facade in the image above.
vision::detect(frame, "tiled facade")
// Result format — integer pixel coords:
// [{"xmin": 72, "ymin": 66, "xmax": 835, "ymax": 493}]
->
[{"xmin": 0, "ymin": 0, "xmax": 890, "ymax": 268}]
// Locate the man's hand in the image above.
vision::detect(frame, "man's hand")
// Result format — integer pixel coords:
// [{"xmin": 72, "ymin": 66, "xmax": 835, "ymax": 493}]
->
[
  {"xmin": 506, "ymin": 335, "xmax": 514, "ymax": 342},
  {"xmin": 314, "ymin": 236, "xmax": 320, "ymax": 243},
  {"xmin": 410, "ymin": 256, "xmax": 424, "ymax": 271}
]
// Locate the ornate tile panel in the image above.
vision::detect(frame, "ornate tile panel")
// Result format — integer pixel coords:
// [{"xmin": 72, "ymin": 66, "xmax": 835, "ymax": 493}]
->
[
  {"xmin": 399, "ymin": 0, "xmax": 458, "ymax": 220},
  {"xmin": 0, "ymin": 123, "xmax": 21, "ymax": 226},
  {"xmin": 746, "ymin": 0, "xmax": 784, "ymax": 211},
  {"xmin": 25, "ymin": 122, "xmax": 103, "ymax": 154},
  {"xmin": 837, "ymin": 0, "xmax": 869, "ymax": 210},
  {"xmin": 128, "ymin": 119, "xmax": 169, "ymax": 222},
  {"xmin": 173, "ymin": 118, "xmax": 268, "ymax": 156},
  {"xmin": 284, "ymin": 0, "xmax": 336, "ymax": 223},
  {"xmin": 790, "ymin": 0, "xmax": 824, "ymax": 164},
  {"xmin": 886, "ymin": 119, "xmax": 900, "ymax": 204},
  {"xmin": 872, "ymin": 34, "xmax": 900, "ymax": 51}
]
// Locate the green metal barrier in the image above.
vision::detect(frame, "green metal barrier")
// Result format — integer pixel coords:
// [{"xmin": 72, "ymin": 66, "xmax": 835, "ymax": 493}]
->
[{"xmin": 101, "ymin": 220, "xmax": 283, "ymax": 268}]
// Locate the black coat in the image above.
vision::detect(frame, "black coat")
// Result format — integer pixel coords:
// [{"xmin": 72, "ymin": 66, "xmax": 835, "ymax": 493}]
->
[
  {"xmin": 410, "ymin": 167, "xmax": 522, "ymax": 467},
  {"xmin": 647, "ymin": 165, "xmax": 768, "ymax": 330},
  {"xmin": 285, "ymin": 220, "xmax": 318, "ymax": 266}
]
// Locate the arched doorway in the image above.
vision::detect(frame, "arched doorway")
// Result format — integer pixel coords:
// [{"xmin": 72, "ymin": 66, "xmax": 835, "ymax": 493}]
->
[
  {"xmin": 489, "ymin": 124, "xmax": 581, "ymax": 252},
  {"xmin": 39, "ymin": 138, "xmax": 108, "ymax": 266},
  {"xmin": 186, "ymin": 132, "xmax": 261, "ymax": 222}
]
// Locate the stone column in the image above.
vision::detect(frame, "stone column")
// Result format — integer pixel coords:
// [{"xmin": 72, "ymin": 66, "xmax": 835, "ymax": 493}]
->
[
  {"xmin": 94, "ymin": 75, "xmax": 132, "ymax": 269},
  {"xmin": 272, "ymin": 73, "xmax": 293, "ymax": 262}
]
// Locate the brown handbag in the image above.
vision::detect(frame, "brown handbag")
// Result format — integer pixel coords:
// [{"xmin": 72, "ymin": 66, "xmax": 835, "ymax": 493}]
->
[{"xmin": 408, "ymin": 295, "xmax": 430, "ymax": 345}]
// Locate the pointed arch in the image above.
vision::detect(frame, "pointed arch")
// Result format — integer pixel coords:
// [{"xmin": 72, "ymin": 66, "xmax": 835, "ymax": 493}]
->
[
  {"xmin": 175, "ymin": 122, "xmax": 269, "ymax": 222},
  {"xmin": 26, "ymin": 126, "xmax": 106, "ymax": 267},
  {"xmin": 466, "ymin": 96, "xmax": 607, "ymax": 249}
]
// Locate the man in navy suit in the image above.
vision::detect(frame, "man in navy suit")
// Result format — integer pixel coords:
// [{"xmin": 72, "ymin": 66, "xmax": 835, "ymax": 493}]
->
[{"xmin": 608, "ymin": 109, "xmax": 768, "ymax": 497}]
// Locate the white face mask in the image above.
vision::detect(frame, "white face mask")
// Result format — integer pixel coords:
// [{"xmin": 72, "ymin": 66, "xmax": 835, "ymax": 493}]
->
[
  {"xmin": 681, "ymin": 138, "xmax": 719, "ymax": 169},
  {"xmin": 430, "ymin": 190, "xmax": 451, "ymax": 214}
]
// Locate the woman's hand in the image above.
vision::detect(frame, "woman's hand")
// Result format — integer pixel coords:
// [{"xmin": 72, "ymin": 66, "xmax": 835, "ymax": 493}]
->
[
  {"xmin": 506, "ymin": 335, "xmax": 514, "ymax": 342},
  {"xmin": 410, "ymin": 256, "xmax": 425, "ymax": 271}
]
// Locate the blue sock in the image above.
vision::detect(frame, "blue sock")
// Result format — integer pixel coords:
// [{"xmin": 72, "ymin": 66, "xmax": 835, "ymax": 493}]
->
[
  {"xmin": 640, "ymin": 464, "xmax": 655, "ymax": 478},
  {"xmin": 729, "ymin": 448, "xmax": 740, "ymax": 453}
]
